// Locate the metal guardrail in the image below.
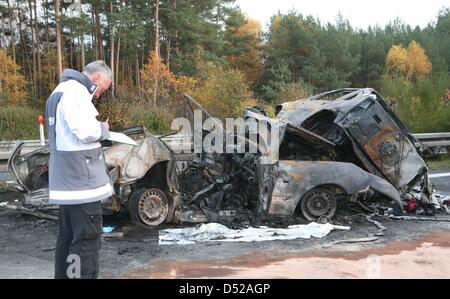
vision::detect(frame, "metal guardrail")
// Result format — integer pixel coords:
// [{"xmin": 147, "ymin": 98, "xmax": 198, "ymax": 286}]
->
[
  {"xmin": 0, "ymin": 135, "xmax": 192, "ymax": 161},
  {"xmin": 413, "ymin": 132, "xmax": 450, "ymax": 139},
  {"xmin": 413, "ymin": 133, "xmax": 450, "ymax": 146},
  {"xmin": 1, "ymin": 132, "xmax": 450, "ymax": 162},
  {"xmin": 0, "ymin": 136, "xmax": 191, "ymax": 172},
  {"xmin": 0, "ymin": 140, "xmax": 46, "ymax": 161}
]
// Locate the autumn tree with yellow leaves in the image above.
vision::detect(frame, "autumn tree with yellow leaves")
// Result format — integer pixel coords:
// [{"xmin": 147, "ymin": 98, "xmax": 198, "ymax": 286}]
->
[
  {"xmin": 406, "ymin": 41, "xmax": 433, "ymax": 82},
  {"xmin": 381, "ymin": 40, "xmax": 449, "ymax": 133},
  {"xmin": 141, "ymin": 50, "xmax": 179, "ymax": 107},
  {"xmin": 0, "ymin": 50, "xmax": 28, "ymax": 105},
  {"xmin": 190, "ymin": 47, "xmax": 257, "ymax": 120},
  {"xmin": 191, "ymin": 62, "xmax": 257, "ymax": 119},
  {"xmin": 384, "ymin": 40, "xmax": 432, "ymax": 82},
  {"xmin": 385, "ymin": 45, "xmax": 408, "ymax": 76},
  {"xmin": 140, "ymin": 50, "xmax": 196, "ymax": 107},
  {"xmin": 139, "ymin": 47, "xmax": 258, "ymax": 120}
]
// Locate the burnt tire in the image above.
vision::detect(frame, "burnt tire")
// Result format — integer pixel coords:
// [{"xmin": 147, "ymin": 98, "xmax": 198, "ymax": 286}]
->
[
  {"xmin": 128, "ymin": 188, "xmax": 169, "ymax": 226},
  {"xmin": 300, "ymin": 186, "xmax": 337, "ymax": 222},
  {"xmin": 32, "ymin": 171, "xmax": 48, "ymax": 190}
]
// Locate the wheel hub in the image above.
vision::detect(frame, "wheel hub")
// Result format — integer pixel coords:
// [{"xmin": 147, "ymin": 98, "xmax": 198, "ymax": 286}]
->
[
  {"xmin": 301, "ymin": 187, "xmax": 337, "ymax": 221},
  {"xmin": 138, "ymin": 189, "xmax": 169, "ymax": 226},
  {"xmin": 306, "ymin": 191, "xmax": 332, "ymax": 217}
]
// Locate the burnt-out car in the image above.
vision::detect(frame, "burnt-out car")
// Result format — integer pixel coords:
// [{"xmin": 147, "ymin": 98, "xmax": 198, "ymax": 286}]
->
[
  {"xmin": 7, "ymin": 92, "xmax": 416, "ymax": 227},
  {"xmin": 7, "ymin": 126, "xmax": 180, "ymax": 226},
  {"xmin": 274, "ymin": 88, "xmax": 441, "ymax": 210}
]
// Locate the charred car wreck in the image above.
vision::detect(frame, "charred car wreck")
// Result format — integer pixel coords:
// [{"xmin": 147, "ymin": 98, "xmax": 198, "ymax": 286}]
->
[
  {"xmin": 6, "ymin": 89, "xmax": 446, "ymax": 228},
  {"xmin": 274, "ymin": 88, "xmax": 442, "ymax": 211}
]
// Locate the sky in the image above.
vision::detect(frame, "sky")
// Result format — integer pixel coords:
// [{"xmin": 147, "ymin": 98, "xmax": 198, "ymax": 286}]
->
[{"xmin": 234, "ymin": 0, "xmax": 449, "ymax": 30}]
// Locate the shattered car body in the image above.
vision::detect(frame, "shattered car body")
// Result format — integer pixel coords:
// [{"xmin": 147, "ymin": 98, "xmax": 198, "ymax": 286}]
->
[
  {"xmin": 8, "ymin": 127, "xmax": 181, "ymax": 226},
  {"xmin": 268, "ymin": 161, "xmax": 402, "ymax": 219},
  {"xmin": 242, "ymin": 107, "xmax": 403, "ymax": 221},
  {"xmin": 7, "ymin": 91, "xmax": 418, "ymax": 227},
  {"xmin": 274, "ymin": 88, "xmax": 440, "ymax": 209}
]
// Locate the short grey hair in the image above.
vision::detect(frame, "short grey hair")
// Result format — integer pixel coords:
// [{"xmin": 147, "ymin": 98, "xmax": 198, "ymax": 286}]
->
[{"xmin": 82, "ymin": 60, "xmax": 112, "ymax": 79}]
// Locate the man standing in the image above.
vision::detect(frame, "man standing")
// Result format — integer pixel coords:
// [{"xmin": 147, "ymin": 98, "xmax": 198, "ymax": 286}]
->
[{"xmin": 45, "ymin": 61, "xmax": 114, "ymax": 279}]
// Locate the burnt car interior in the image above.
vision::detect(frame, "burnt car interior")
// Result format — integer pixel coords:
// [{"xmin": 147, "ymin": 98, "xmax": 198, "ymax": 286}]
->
[{"xmin": 172, "ymin": 95, "xmax": 263, "ymax": 228}]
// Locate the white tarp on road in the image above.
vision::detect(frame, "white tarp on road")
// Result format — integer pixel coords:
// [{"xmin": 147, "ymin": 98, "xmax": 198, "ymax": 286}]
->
[{"xmin": 159, "ymin": 222, "xmax": 350, "ymax": 245}]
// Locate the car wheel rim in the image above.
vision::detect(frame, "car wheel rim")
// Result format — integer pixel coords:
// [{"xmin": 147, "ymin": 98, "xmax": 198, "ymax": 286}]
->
[
  {"xmin": 137, "ymin": 189, "xmax": 169, "ymax": 226},
  {"xmin": 301, "ymin": 188, "xmax": 337, "ymax": 221}
]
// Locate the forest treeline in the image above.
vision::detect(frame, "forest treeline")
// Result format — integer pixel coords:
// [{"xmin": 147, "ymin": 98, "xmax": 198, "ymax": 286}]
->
[{"xmin": 0, "ymin": 0, "xmax": 449, "ymax": 140}]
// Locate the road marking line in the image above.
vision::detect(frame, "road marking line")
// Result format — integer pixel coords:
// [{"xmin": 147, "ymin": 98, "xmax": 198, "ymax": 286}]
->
[{"xmin": 429, "ymin": 172, "xmax": 450, "ymax": 178}]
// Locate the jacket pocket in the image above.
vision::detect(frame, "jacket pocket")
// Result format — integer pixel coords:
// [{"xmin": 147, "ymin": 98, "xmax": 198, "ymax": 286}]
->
[
  {"xmin": 84, "ymin": 150, "xmax": 109, "ymax": 186},
  {"xmin": 81, "ymin": 201, "xmax": 103, "ymax": 240},
  {"xmin": 49, "ymin": 151, "xmax": 89, "ymax": 190}
]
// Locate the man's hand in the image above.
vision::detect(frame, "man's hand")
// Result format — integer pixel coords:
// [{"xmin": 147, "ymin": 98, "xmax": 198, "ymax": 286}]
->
[
  {"xmin": 103, "ymin": 119, "xmax": 109, "ymax": 130},
  {"xmin": 99, "ymin": 119, "xmax": 110, "ymax": 141}
]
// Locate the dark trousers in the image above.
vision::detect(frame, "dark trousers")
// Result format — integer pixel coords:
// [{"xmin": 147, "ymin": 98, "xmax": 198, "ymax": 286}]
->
[{"xmin": 55, "ymin": 201, "xmax": 102, "ymax": 279}]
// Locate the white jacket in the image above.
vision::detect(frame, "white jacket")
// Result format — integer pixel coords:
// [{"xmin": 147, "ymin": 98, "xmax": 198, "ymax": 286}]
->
[
  {"xmin": 45, "ymin": 69, "xmax": 113, "ymax": 205},
  {"xmin": 53, "ymin": 79, "xmax": 104, "ymax": 151}
]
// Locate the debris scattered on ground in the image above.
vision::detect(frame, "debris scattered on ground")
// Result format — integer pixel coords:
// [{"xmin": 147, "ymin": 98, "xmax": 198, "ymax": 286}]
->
[
  {"xmin": 406, "ymin": 199, "xmax": 418, "ymax": 213},
  {"xmin": 102, "ymin": 232, "xmax": 124, "ymax": 239},
  {"xmin": 389, "ymin": 215, "xmax": 450, "ymax": 222},
  {"xmin": 159, "ymin": 222, "xmax": 350, "ymax": 245},
  {"xmin": 42, "ymin": 247, "xmax": 56, "ymax": 252},
  {"xmin": 365, "ymin": 214, "xmax": 387, "ymax": 230},
  {"xmin": 1, "ymin": 204, "xmax": 57, "ymax": 221},
  {"xmin": 103, "ymin": 226, "xmax": 115, "ymax": 233},
  {"xmin": 322, "ymin": 237, "xmax": 380, "ymax": 248},
  {"xmin": 365, "ymin": 214, "xmax": 387, "ymax": 236}
]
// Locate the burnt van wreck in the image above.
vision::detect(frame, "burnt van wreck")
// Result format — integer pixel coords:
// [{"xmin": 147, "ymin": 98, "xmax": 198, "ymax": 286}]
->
[{"xmin": 6, "ymin": 90, "xmax": 448, "ymax": 228}]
